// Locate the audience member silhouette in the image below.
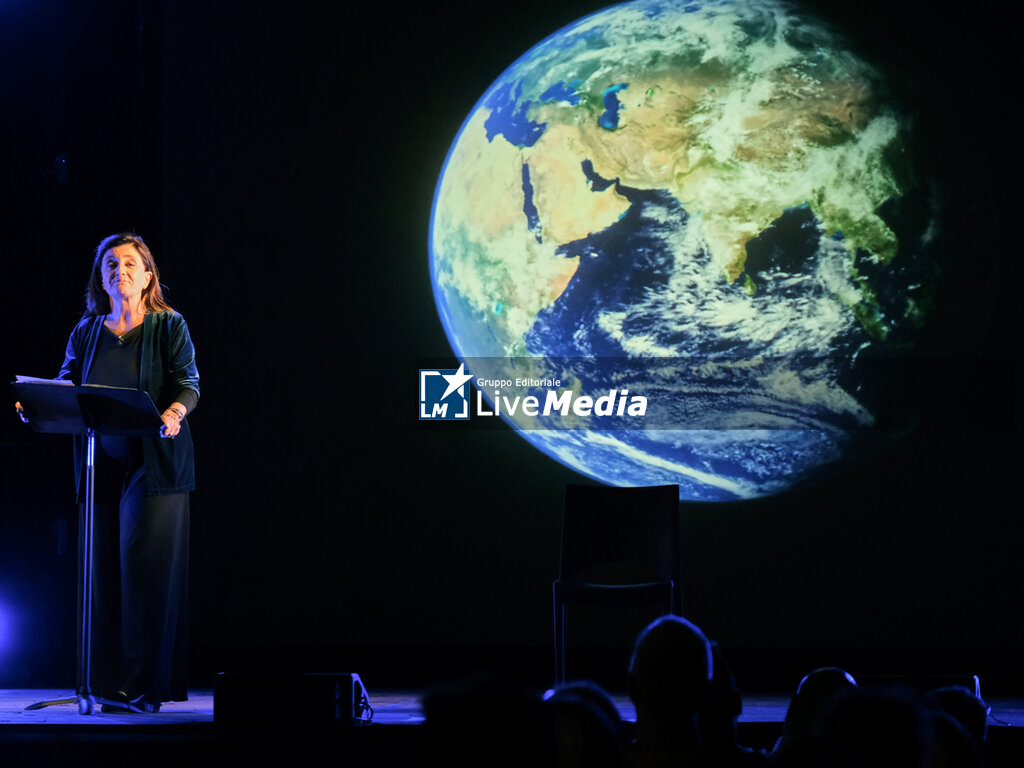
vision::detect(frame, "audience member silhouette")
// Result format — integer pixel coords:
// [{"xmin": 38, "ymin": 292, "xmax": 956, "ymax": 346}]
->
[
  {"xmin": 767, "ymin": 674, "xmax": 996, "ymax": 768},
  {"xmin": 412, "ymin": 624, "xmax": 1000, "ymax": 768},
  {"xmin": 544, "ymin": 680, "xmax": 627, "ymax": 768},
  {"xmin": 766, "ymin": 737, "xmax": 859, "ymax": 768},
  {"xmin": 927, "ymin": 709, "xmax": 983, "ymax": 768},
  {"xmin": 625, "ymin": 615, "xmax": 714, "ymax": 768},
  {"xmin": 550, "ymin": 679, "xmax": 626, "ymax": 739},
  {"xmin": 772, "ymin": 667, "xmax": 858, "ymax": 755},
  {"xmin": 691, "ymin": 642, "xmax": 767, "ymax": 766},
  {"xmin": 926, "ymin": 686, "xmax": 989, "ymax": 760},
  {"xmin": 418, "ymin": 673, "xmax": 558, "ymax": 768},
  {"xmin": 816, "ymin": 685, "xmax": 935, "ymax": 768}
]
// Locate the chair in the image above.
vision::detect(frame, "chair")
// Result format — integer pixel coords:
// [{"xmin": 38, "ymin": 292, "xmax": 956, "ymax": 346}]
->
[{"xmin": 553, "ymin": 483, "xmax": 682, "ymax": 685}]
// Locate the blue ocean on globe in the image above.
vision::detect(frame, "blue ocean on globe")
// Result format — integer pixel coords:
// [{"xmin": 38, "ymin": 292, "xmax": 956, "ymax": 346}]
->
[{"xmin": 429, "ymin": 0, "xmax": 940, "ymax": 501}]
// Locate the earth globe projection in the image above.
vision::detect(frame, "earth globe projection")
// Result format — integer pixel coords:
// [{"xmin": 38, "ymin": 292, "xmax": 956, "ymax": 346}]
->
[{"xmin": 429, "ymin": 0, "xmax": 945, "ymax": 502}]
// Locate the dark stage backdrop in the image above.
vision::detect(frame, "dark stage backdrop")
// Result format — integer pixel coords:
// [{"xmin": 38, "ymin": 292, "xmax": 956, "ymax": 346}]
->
[{"xmin": 1, "ymin": 0, "xmax": 1018, "ymax": 693}]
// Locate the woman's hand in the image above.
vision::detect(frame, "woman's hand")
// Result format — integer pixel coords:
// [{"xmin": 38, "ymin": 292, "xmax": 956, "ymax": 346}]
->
[
  {"xmin": 14, "ymin": 401, "xmax": 29, "ymax": 424},
  {"xmin": 160, "ymin": 404, "xmax": 185, "ymax": 438}
]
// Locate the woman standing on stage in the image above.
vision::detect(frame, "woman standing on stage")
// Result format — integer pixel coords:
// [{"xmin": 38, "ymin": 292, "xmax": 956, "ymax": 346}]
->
[{"xmin": 57, "ymin": 232, "xmax": 199, "ymax": 713}]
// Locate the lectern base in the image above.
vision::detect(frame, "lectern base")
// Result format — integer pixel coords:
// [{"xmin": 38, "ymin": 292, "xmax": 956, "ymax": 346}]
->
[
  {"xmin": 24, "ymin": 695, "xmax": 78, "ymax": 711},
  {"xmin": 25, "ymin": 691, "xmax": 156, "ymax": 715}
]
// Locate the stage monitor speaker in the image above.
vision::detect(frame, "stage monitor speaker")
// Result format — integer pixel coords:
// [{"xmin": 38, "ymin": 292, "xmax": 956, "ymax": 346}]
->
[{"xmin": 214, "ymin": 672, "xmax": 371, "ymax": 726}]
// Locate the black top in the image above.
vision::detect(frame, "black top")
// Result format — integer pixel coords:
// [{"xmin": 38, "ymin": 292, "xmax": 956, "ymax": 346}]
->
[
  {"xmin": 60, "ymin": 311, "xmax": 200, "ymax": 497},
  {"xmin": 89, "ymin": 324, "xmax": 145, "ymax": 458},
  {"xmin": 90, "ymin": 324, "xmax": 144, "ymax": 388}
]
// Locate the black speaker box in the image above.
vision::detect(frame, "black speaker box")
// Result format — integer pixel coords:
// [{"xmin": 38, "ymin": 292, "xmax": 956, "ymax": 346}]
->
[{"xmin": 214, "ymin": 671, "xmax": 371, "ymax": 727}]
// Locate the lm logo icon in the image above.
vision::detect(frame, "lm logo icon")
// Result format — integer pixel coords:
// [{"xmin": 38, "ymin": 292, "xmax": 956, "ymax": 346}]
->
[{"xmin": 418, "ymin": 363, "xmax": 474, "ymax": 420}]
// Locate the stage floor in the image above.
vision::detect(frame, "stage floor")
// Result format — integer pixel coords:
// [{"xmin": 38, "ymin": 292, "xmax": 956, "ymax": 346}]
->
[
  {"xmin": 1, "ymin": 689, "xmax": 1022, "ymax": 767},
  {"xmin": 3, "ymin": 688, "xmax": 1024, "ymax": 727}
]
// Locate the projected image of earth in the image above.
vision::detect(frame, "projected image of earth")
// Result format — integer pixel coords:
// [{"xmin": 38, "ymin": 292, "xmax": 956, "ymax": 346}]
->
[{"xmin": 430, "ymin": 0, "xmax": 941, "ymax": 501}]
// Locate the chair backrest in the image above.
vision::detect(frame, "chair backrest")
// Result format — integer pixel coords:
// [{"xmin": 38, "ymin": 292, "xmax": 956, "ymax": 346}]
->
[{"xmin": 558, "ymin": 484, "xmax": 681, "ymax": 586}]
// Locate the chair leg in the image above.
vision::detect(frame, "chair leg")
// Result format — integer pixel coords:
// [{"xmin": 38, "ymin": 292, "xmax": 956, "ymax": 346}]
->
[
  {"xmin": 553, "ymin": 592, "xmax": 565, "ymax": 686},
  {"xmin": 560, "ymin": 602, "xmax": 567, "ymax": 684}
]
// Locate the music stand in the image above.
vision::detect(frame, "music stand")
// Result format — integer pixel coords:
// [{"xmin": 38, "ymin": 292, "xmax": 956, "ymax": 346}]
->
[{"xmin": 11, "ymin": 379, "xmax": 163, "ymax": 715}]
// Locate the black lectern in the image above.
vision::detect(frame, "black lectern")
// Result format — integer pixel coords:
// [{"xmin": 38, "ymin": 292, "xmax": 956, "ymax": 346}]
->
[{"xmin": 11, "ymin": 378, "xmax": 163, "ymax": 715}]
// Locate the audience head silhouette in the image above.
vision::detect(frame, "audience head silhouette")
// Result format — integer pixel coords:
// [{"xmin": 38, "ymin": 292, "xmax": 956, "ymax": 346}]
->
[
  {"xmin": 926, "ymin": 685, "xmax": 989, "ymax": 752},
  {"xmin": 545, "ymin": 681, "xmax": 626, "ymax": 768},
  {"xmin": 776, "ymin": 666, "xmax": 858, "ymax": 751},
  {"xmin": 817, "ymin": 685, "xmax": 934, "ymax": 768},
  {"xmin": 549, "ymin": 679, "xmax": 624, "ymax": 736},
  {"xmin": 928, "ymin": 710, "xmax": 983, "ymax": 768},
  {"xmin": 629, "ymin": 615, "xmax": 713, "ymax": 712},
  {"xmin": 419, "ymin": 673, "xmax": 557, "ymax": 768},
  {"xmin": 693, "ymin": 641, "xmax": 768, "ymax": 767},
  {"xmin": 627, "ymin": 614, "xmax": 714, "ymax": 764},
  {"xmin": 698, "ymin": 642, "xmax": 743, "ymax": 743}
]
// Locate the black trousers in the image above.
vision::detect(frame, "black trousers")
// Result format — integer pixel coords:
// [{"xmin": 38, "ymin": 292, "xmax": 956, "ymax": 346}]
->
[{"xmin": 77, "ymin": 445, "xmax": 189, "ymax": 704}]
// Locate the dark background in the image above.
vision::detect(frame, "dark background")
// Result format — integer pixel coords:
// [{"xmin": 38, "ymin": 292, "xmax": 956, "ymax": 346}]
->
[{"xmin": 0, "ymin": 0, "xmax": 1018, "ymax": 696}]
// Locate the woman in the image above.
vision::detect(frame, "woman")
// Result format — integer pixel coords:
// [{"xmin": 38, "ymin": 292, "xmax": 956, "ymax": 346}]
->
[{"xmin": 57, "ymin": 232, "xmax": 199, "ymax": 713}]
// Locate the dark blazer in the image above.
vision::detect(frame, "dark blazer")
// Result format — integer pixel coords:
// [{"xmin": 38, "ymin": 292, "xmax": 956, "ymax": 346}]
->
[{"xmin": 59, "ymin": 310, "xmax": 200, "ymax": 498}]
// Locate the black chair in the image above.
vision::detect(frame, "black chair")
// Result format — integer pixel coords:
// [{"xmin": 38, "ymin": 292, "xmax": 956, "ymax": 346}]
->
[{"xmin": 553, "ymin": 483, "xmax": 682, "ymax": 685}]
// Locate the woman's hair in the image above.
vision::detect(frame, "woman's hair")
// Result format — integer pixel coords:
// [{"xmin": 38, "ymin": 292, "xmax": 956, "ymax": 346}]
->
[{"xmin": 85, "ymin": 232, "xmax": 174, "ymax": 315}]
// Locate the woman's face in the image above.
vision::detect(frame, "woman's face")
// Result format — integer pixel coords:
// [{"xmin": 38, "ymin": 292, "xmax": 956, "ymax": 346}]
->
[{"xmin": 101, "ymin": 243, "xmax": 152, "ymax": 306}]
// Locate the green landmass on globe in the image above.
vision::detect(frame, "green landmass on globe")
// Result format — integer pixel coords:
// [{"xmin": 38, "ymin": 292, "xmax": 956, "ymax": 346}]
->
[{"xmin": 429, "ymin": 0, "xmax": 940, "ymax": 501}]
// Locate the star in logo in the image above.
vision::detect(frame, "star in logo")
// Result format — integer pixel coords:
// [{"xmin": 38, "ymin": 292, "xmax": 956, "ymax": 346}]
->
[{"xmin": 439, "ymin": 363, "xmax": 474, "ymax": 402}]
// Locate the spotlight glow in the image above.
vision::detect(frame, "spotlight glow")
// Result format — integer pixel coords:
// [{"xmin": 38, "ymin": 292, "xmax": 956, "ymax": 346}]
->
[{"xmin": 0, "ymin": 597, "xmax": 10, "ymax": 654}]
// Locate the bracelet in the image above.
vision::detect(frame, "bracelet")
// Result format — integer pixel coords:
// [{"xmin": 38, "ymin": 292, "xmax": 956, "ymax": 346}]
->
[{"xmin": 166, "ymin": 407, "xmax": 184, "ymax": 420}]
